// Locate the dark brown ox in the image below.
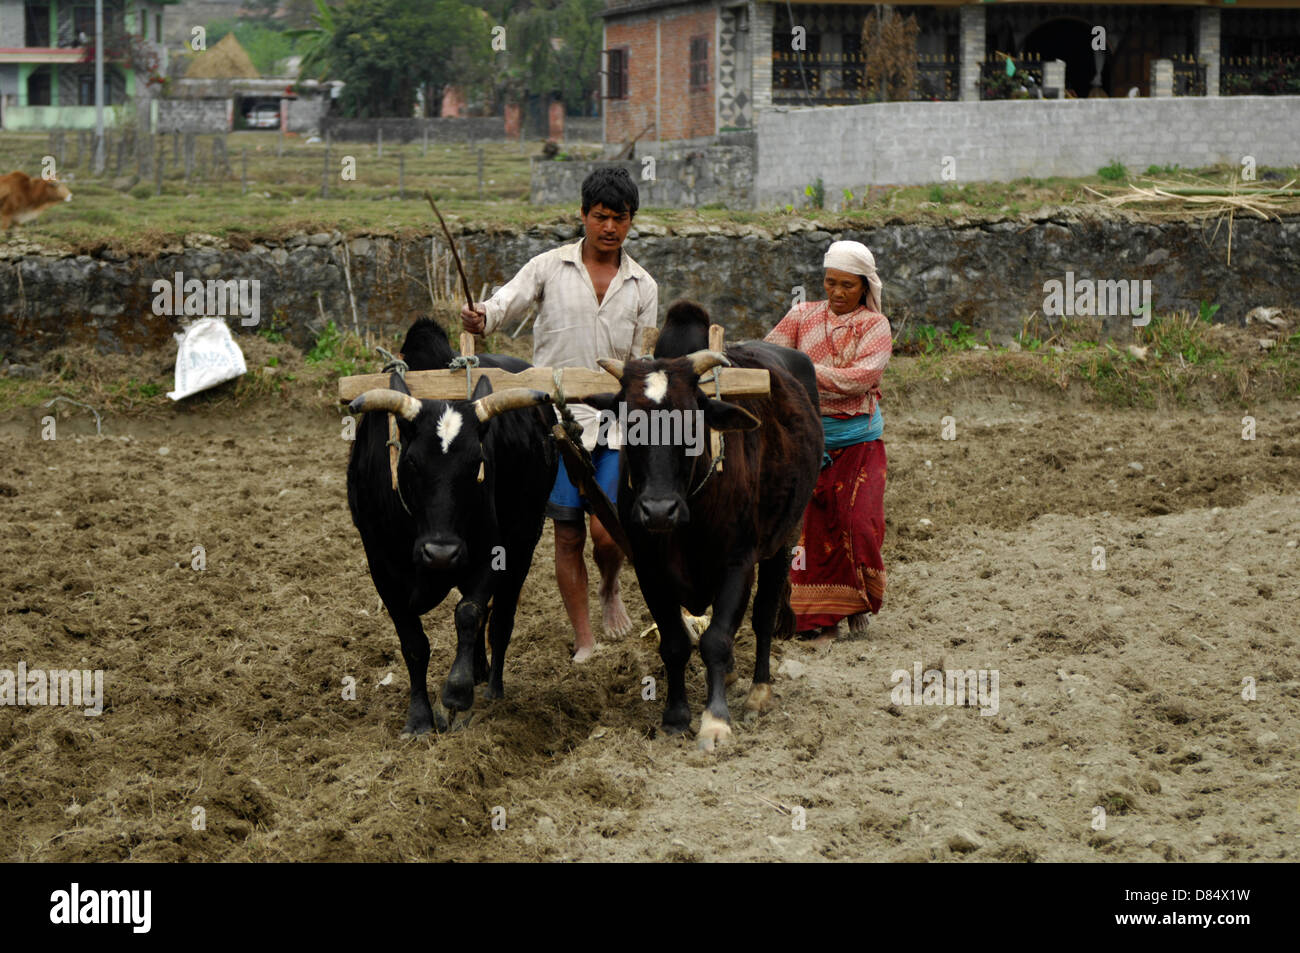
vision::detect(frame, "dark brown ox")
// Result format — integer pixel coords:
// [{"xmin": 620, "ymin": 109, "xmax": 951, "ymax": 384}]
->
[{"xmin": 586, "ymin": 338, "xmax": 822, "ymax": 747}]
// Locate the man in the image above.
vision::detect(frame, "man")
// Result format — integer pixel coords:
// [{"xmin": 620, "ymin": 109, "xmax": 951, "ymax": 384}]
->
[{"xmin": 462, "ymin": 167, "xmax": 657, "ymax": 662}]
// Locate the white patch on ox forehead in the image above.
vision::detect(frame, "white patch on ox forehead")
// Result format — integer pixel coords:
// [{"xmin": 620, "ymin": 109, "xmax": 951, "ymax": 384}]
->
[
  {"xmin": 436, "ymin": 407, "xmax": 463, "ymax": 453},
  {"xmin": 644, "ymin": 370, "xmax": 668, "ymax": 404}
]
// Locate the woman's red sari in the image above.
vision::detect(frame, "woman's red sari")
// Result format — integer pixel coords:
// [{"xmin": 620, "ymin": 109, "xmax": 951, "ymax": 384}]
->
[
  {"xmin": 766, "ymin": 298, "xmax": 891, "ymax": 630},
  {"xmin": 789, "ymin": 439, "xmax": 887, "ymax": 629}
]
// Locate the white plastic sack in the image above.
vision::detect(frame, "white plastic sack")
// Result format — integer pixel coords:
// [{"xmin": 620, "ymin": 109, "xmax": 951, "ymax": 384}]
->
[{"xmin": 167, "ymin": 318, "xmax": 247, "ymax": 401}]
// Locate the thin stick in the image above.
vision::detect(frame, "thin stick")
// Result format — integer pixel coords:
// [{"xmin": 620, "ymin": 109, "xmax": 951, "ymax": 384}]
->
[
  {"xmin": 423, "ymin": 190, "xmax": 473, "ymax": 308},
  {"xmin": 342, "ymin": 240, "xmax": 359, "ymax": 336}
]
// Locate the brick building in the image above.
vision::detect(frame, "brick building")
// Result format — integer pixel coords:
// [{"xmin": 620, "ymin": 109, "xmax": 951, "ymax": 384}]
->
[{"xmin": 600, "ymin": 0, "xmax": 1300, "ymax": 145}]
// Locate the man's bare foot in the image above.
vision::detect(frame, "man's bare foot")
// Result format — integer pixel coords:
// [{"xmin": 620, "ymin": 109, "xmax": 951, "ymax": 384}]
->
[
  {"xmin": 600, "ymin": 586, "xmax": 633, "ymax": 639},
  {"xmin": 572, "ymin": 639, "xmax": 596, "ymax": 664},
  {"xmin": 848, "ymin": 612, "xmax": 870, "ymax": 635}
]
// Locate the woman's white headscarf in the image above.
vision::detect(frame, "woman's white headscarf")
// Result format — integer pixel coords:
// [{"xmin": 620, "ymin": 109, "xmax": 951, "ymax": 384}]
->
[{"xmin": 823, "ymin": 241, "xmax": 882, "ymax": 313}]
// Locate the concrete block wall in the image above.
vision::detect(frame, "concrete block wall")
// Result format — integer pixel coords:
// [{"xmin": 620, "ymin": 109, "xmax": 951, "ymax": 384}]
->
[
  {"xmin": 532, "ymin": 133, "xmax": 756, "ymax": 208},
  {"xmin": 0, "ymin": 3, "xmax": 24, "ymax": 47},
  {"xmin": 157, "ymin": 98, "xmax": 230, "ymax": 133},
  {"xmin": 285, "ymin": 97, "xmax": 328, "ymax": 134},
  {"xmin": 756, "ymin": 96, "xmax": 1300, "ymax": 205}
]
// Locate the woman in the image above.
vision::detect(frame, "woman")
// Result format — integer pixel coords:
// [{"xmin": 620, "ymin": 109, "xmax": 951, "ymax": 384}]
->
[{"xmin": 765, "ymin": 240, "xmax": 891, "ymax": 640}]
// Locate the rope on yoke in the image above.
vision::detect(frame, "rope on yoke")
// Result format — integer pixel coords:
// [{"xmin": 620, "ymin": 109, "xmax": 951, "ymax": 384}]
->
[
  {"xmin": 374, "ymin": 346, "xmax": 408, "ymax": 380},
  {"xmin": 373, "ymin": 345, "xmax": 411, "ymax": 509},
  {"xmin": 448, "ymin": 354, "xmax": 480, "ymax": 401},
  {"xmin": 687, "ymin": 362, "xmax": 727, "ymax": 496}
]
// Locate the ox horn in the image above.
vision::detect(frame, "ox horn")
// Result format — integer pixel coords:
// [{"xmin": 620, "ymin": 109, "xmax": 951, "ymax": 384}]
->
[
  {"xmin": 684, "ymin": 349, "xmax": 731, "ymax": 376},
  {"xmin": 597, "ymin": 358, "xmax": 625, "ymax": 381},
  {"xmin": 473, "ymin": 388, "xmax": 553, "ymax": 423},
  {"xmin": 349, "ymin": 388, "xmax": 421, "ymax": 421}
]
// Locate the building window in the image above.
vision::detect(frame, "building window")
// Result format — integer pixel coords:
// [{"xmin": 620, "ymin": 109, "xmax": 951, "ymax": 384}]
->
[
  {"xmin": 74, "ymin": 5, "xmax": 95, "ymax": 44},
  {"xmin": 605, "ymin": 48, "xmax": 629, "ymax": 99},
  {"xmin": 79, "ymin": 73, "xmax": 95, "ymax": 105},
  {"xmin": 690, "ymin": 36, "xmax": 709, "ymax": 90},
  {"xmin": 156, "ymin": 14, "xmax": 163, "ymax": 43},
  {"xmin": 25, "ymin": 1, "xmax": 51, "ymax": 48},
  {"xmin": 28, "ymin": 68, "xmax": 52, "ymax": 106}
]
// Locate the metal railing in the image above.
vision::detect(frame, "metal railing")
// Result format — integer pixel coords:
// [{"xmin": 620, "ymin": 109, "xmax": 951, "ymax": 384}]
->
[
  {"xmin": 1221, "ymin": 56, "xmax": 1300, "ymax": 95},
  {"xmin": 772, "ymin": 51, "xmax": 960, "ymax": 104},
  {"xmin": 1171, "ymin": 55, "xmax": 1207, "ymax": 96}
]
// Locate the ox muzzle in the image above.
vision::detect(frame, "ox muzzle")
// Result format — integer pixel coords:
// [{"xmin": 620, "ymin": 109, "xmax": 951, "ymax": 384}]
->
[
  {"xmin": 632, "ymin": 492, "xmax": 689, "ymax": 534},
  {"xmin": 414, "ymin": 535, "xmax": 467, "ymax": 571}
]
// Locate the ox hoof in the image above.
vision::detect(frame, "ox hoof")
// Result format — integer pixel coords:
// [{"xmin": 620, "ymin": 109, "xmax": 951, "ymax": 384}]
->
[
  {"xmin": 661, "ymin": 702, "xmax": 691, "ymax": 736},
  {"xmin": 441, "ymin": 679, "xmax": 475, "ymax": 715},
  {"xmin": 401, "ymin": 706, "xmax": 448, "ymax": 738},
  {"xmin": 482, "ymin": 683, "xmax": 504, "ymax": 702},
  {"xmin": 744, "ymin": 682, "xmax": 774, "ymax": 713},
  {"xmin": 697, "ymin": 711, "xmax": 732, "ymax": 752}
]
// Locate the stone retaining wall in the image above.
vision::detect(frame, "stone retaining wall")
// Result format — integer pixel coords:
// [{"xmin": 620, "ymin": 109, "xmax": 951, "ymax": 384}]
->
[{"xmin": 3, "ymin": 213, "xmax": 1297, "ymax": 359}]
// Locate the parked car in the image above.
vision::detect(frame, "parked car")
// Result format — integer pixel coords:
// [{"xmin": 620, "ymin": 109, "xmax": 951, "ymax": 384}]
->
[{"xmin": 244, "ymin": 106, "xmax": 280, "ymax": 130}]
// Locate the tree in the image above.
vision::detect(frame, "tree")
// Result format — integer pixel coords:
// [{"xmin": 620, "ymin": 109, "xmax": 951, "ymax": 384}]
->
[
  {"xmin": 504, "ymin": 0, "xmax": 603, "ymax": 114},
  {"xmin": 861, "ymin": 6, "xmax": 920, "ymax": 102},
  {"xmin": 325, "ymin": 0, "xmax": 492, "ymax": 117},
  {"xmin": 284, "ymin": 0, "xmax": 341, "ymax": 82}
]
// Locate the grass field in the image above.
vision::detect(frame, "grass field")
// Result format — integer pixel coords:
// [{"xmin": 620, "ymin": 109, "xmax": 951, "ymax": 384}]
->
[
  {"xmin": 3, "ymin": 130, "xmax": 1294, "ymax": 253},
  {"xmin": 2, "ymin": 300, "xmax": 1296, "ymax": 423}
]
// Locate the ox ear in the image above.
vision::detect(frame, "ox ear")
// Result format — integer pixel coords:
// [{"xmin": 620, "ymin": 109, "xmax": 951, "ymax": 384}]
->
[
  {"xmin": 582, "ymin": 393, "xmax": 620, "ymax": 415},
  {"xmin": 702, "ymin": 398, "xmax": 759, "ymax": 432},
  {"xmin": 470, "ymin": 373, "xmax": 493, "ymax": 402}
]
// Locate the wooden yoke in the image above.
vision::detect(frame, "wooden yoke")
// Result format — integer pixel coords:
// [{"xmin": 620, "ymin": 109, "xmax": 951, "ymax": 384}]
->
[
  {"xmin": 342, "ymin": 324, "xmax": 764, "ymax": 557},
  {"xmin": 340, "ymin": 364, "xmax": 769, "ymax": 403},
  {"xmin": 707, "ymin": 324, "xmax": 725, "ymax": 470}
]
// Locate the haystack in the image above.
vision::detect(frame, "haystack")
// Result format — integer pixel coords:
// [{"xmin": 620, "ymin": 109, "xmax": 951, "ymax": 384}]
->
[{"xmin": 185, "ymin": 33, "xmax": 260, "ymax": 80}]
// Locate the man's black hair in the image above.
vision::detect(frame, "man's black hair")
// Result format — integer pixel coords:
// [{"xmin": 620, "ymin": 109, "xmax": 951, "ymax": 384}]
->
[{"xmin": 581, "ymin": 166, "xmax": 639, "ymax": 218}]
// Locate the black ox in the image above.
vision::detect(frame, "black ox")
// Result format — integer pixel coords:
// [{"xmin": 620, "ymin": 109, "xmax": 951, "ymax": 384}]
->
[
  {"xmin": 346, "ymin": 319, "xmax": 557, "ymax": 735},
  {"xmin": 588, "ymin": 301, "xmax": 823, "ymax": 747}
]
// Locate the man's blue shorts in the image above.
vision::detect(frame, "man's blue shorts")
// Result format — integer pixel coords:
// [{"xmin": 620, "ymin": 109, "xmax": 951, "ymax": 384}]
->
[{"xmin": 546, "ymin": 446, "xmax": 621, "ymax": 522}]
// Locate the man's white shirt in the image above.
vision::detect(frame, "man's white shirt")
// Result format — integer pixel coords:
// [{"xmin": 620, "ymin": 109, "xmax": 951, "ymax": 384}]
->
[{"xmin": 481, "ymin": 238, "xmax": 658, "ymax": 451}]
